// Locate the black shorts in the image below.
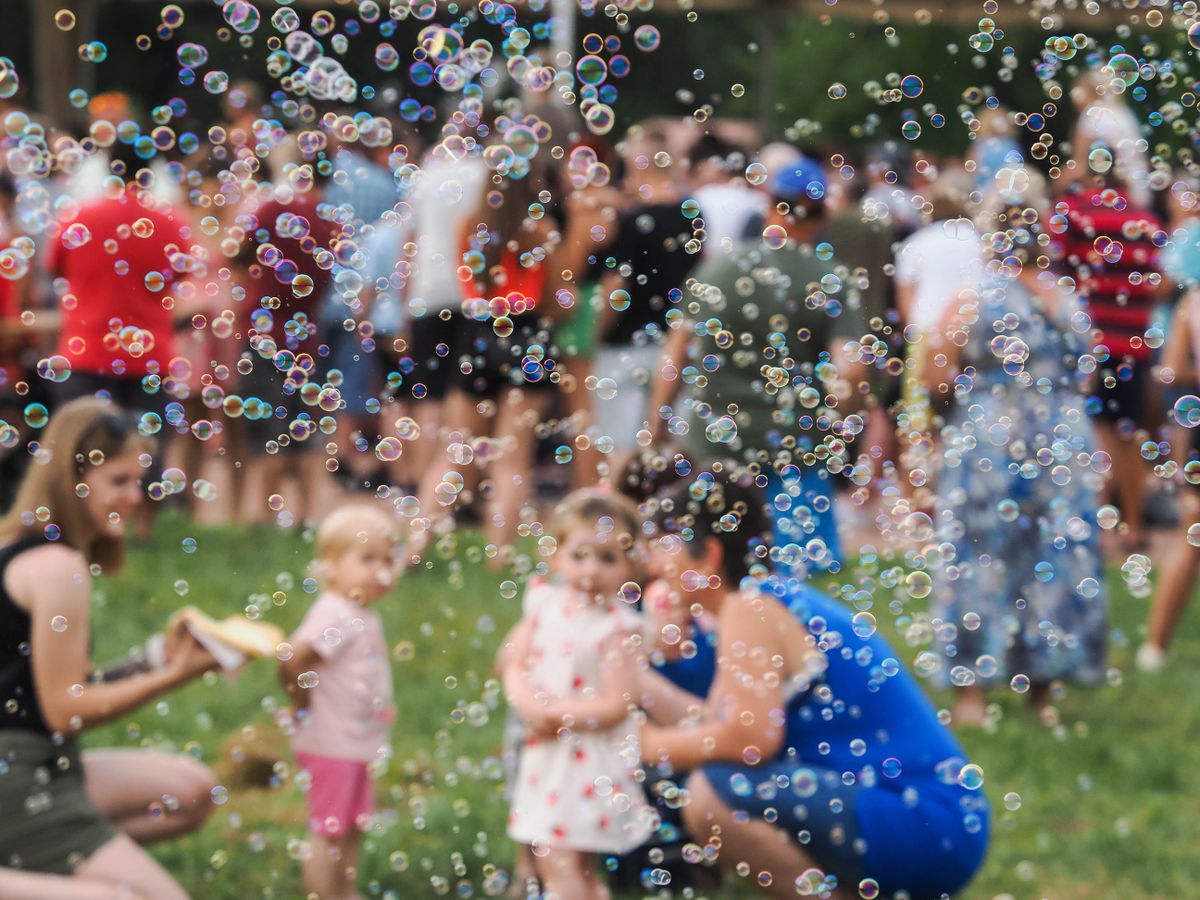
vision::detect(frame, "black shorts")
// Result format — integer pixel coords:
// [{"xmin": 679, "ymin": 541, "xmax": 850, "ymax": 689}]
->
[
  {"xmin": 1092, "ymin": 361, "xmax": 1148, "ymax": 426},
  {"xmin": 448, "ymin": 316, "xmax": 557, "ymax": 399},
  {"xmin": 408, "ymin": 313, "xmax": 462, "ymax": 401}
]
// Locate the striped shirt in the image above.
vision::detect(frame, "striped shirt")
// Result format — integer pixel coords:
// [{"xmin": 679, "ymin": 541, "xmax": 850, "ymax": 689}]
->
[{"xmin": 1051, "ymin": 188, "xmax": 1165, "ymax": 362}]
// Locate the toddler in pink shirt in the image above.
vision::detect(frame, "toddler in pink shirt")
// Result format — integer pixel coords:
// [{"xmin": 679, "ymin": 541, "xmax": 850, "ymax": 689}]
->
[{"xmin": 279, "ymin": 504, "xmax": 397, "ymax": 900}]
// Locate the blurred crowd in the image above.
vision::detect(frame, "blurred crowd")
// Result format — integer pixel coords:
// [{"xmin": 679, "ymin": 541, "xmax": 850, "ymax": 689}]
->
[{"xmin": 1, "ymin": 65, "xmax": 1198, "ymax": 726}]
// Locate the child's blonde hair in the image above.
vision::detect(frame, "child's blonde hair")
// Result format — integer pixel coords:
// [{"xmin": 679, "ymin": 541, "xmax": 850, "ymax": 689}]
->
[{"xmin": 315, "ymin": 504, "xmax": 399, "ymax": 562}]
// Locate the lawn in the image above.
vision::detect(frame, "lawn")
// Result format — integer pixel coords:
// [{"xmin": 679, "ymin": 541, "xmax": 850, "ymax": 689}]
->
[{"xmin": 85, "ymin": 513, "xmax": 1200, "ymax": 898}]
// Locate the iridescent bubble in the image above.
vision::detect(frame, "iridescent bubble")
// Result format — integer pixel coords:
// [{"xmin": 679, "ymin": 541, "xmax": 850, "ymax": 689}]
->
[
  {"xmin": 576, "ymin": 54, "xmax": 607, "ymax": 86},
  {"xmin": 957, "ymin": 763, "xmax": 984, "ymax": 790},
  {"xmin": 704, "ymin": 415, "xmax": 737, "ymax": 444},
  {"xmin": 583, "ymin": 103, "xmax": 615, "ymax": 136},
  {"xmin": 905, "ymin": 570, "xmax": 932, "ymax": 599},
  {"xmin": 1173, "ymin": 395, "xmax": 1200, "ymax": 428},
  {"xmin": 762, "ymin": 224, "xmax": 787, "ymax": 250},
  {"xmin": 851, "ymin": 611, "xmax": 876, "ymax": 639},
  {"xmin": 1108, "ymin": 52, "xmax": 1139, "ymax": 87},
  {"xmin": 376, "ymin": 436, "xmax": 403, "ymax": 462},
  {"xmin": 1087, "ymin": 146, "xmax": 1113, "ymax": 175},
  {"xmin": 271, "ymin": 7, "xmax": 300, "ymax": 33},
  {"xmin": 23, "ymin": 403, "xmax": 48, "ymax": 428},
  {"xmin": 900, "ymin": 74, "xmax": 923, "ymax": 98},
  {"xmin": 745, "ymin": 162, "xmax": 768, "ymax": 185},
  {"xmin": 35, "ymin": 355, "xmax": 71, "ymax": 384},
  {"xmin": 633, "ymin": 25, "xmax": 660, "ymax": 51},
  {"xmin": 203, "ymin": 71, "xmax": 230, "ymax": 95},
  {"xmin": 177, "ymin": 42, "xmax": 208, "ymax": 68},
  {"xmin": 222, "ymin": 0, "xmax": 261, "ymax": 34}
]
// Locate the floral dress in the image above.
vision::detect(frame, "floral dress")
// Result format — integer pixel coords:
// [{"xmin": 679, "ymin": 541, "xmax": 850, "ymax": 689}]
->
[
  {"xmin": 930, "ymin": 277, "xmax": 1107, "ymax": 687},
  {"xmin": 507, "ymin": 585, "xmax": 657, "ymax": 854}
]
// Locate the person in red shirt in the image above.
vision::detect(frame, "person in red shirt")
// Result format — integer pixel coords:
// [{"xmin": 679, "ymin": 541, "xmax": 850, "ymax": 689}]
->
[
  {"xmin": 232, "ymin": 184, "xmax": 335, "ymax": 524},
  {"xmin": 1052, "ymin": 147, "xmax": 1168, "ymax": 550},
  {"xmin": 51, "ymin": 144, "xmax": 194, "ymax": 416}
]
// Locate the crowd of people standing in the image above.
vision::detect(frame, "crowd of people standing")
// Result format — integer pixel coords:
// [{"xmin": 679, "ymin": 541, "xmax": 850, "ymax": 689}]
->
[{"xmin": 1, "ymin": 61, "xmax": 1199, "ymax": 898}]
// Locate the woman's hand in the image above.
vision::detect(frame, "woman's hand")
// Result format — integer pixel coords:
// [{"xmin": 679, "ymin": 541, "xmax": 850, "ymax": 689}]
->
[{"xmin": 168, "ymin": 631, "xmax": 220, "ymax": 683}]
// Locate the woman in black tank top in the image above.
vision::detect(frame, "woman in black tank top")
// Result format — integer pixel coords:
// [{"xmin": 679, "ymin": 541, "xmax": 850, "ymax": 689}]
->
[{"xmin": 0, "ymin": 399, "xmax": 220, "ymax": 898}]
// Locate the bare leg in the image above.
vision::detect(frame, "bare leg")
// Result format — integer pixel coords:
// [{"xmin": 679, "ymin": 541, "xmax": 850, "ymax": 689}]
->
[
  {"xmin": 301, "ymin": 832, "xmax": 362, "ymax": 900},
  {"xmin": 487, "ymin": 388, "xmax": 550, "ymax": 555},
  {"xmin": 238, "ymin": 455, "xmax": 272, "ymax": 525},
  {"xmin": 0, "ymin": 831, "xmax": 189, "ymax": 900},
  {"xmin": 682, "ymin": 771, "xmax": 851, "ymax": 900},
  {"xmin": 1097, "ymin": 422, "xmax": 1145, "ymax": 549},
  {"xmin": 536, "ymin": 848, "xmax": 599, "ymax": 900},
  {"xmin": 508, "ymin": 843, "xmax": 538, "ymax": 900},
  {"xmin": 558, "ymin": 362, "xmax": 601, "ymax": 490},
  {"xmin": 413, "ymin": 391, "xmax": 488, "ymax": 545},
  {"xmin": 1147, "ymin": 492, "xmax": 1200, "ymax": 651},
  {"xmin": 952, "ymin": 685, "xmax": 987, "ymax": 728},
  {"xmin": 407, "ymin": 398, "xmax": 444, "ymax": 485},
  {"xmin": 83, "ymin": 749, "xmax": 216, "ymax": 844},
  {"xmin": 295, "ymin": 449, "xmax": 340, "ymax": 526}
]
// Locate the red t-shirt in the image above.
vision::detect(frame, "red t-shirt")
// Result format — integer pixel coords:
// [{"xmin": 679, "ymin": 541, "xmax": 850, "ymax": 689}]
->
[
  {"xmin": 460, "ymin": 249, "xmax": 545, "ymax": 316},
  {"xmin": 1052, "ymin": 188, "xmax": 1165, "ymax": 362},
  {"xmin": 51, "ymin": 190, "xmax": 187, "ymax": 378},
  {"xmin": 240, "ymin": 194, "xmax": 332, "ymax": 340}
]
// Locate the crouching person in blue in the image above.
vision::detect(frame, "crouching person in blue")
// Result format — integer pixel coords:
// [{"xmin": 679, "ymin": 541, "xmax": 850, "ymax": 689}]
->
[{"xmin": 634, "ymin": 464, "xmax": 988, "ymax": 898}]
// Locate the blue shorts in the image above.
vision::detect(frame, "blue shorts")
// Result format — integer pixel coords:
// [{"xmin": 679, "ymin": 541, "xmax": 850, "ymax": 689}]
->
[
  {"xmin": 702, "ymin": 758, "xmax": 988, "ymax": 899},
  {"xmin": 700, "ymin": 760, "xmax": 868, "ymax": 888}
]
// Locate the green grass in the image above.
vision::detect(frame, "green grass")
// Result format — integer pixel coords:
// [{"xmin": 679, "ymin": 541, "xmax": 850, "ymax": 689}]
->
[{"xmin": 86, "ymin": 514, "xmax": 1200, "ymax": 898}]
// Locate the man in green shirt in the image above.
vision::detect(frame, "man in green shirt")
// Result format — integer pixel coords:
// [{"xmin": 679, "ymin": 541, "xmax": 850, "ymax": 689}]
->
[{"xmin": 646, "ymin": 155, "xmax": 870, "ymax": 573}]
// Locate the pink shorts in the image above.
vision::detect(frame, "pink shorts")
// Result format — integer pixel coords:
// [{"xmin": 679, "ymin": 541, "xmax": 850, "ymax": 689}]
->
[{"xmin": 295, "ymin": 752, "xmax": 374, "ymax": 838}]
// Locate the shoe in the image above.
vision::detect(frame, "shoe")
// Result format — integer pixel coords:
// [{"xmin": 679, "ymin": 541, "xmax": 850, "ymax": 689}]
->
[{"xmin": 1135, "ymin": 643, "xmax": 1167, "ymax": 673}]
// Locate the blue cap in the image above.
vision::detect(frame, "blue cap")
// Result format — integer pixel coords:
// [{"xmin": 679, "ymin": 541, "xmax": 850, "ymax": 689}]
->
[{"xmin": 770, "ymin": 156, "xmax": 827, "ymax": 202}]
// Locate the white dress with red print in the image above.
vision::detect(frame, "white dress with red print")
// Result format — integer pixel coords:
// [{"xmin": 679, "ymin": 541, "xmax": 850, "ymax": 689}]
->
[{"xmin": 507, "ymin": 584, "xmax": 657, "ymax": 854}]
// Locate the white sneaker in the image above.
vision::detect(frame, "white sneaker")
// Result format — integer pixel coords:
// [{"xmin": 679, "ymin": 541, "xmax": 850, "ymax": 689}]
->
[{"xmin": 1135, "ymin": 643, "xmax": 1167, "ymax": 673}]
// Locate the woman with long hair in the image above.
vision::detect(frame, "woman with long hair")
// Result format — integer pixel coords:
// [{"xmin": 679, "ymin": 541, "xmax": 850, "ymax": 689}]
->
[{"xmin": 0, "ymin": 398, "xmax": 219, "ymax": 898}]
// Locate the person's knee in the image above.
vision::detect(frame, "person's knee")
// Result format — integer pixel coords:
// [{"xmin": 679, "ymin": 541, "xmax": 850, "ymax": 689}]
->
[
  {"xmin": 681, "ymin": 771, "xmax": 719, "ymax": 836},
  {"xmin": 176, "ymin": 758, "xmax": 218, "ymax": 826}
]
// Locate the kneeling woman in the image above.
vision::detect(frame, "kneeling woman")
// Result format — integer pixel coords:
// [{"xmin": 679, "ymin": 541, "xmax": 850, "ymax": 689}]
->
[
  {"xmin": 637, "ymin": 467, "xmax": 988, "ymax": 899},
  {"xmin": 0, "ymin": 399, "xmax": 220, "ymax": 898}
]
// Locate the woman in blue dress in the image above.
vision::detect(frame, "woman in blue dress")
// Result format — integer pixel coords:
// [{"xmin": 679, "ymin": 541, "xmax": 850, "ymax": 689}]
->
[
  {"xmin": 635, "ymin": 467, "xmax": 989, "ymax": 899},
  {"xmin": 921, "ymin": 175, "xmax": 1106, "ymax": 726}
]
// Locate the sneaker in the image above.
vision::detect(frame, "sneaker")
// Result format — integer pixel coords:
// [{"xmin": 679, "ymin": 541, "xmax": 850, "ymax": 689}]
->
[{"xmin": 1135, "ymin": 643, "xmax": 1167, "ymax": 673}]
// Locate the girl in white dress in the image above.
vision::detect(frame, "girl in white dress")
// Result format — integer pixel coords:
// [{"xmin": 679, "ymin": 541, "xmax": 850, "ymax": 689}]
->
[{"xmin": 501, "ymin": 490, "xmax": 656, "ymax": 899}]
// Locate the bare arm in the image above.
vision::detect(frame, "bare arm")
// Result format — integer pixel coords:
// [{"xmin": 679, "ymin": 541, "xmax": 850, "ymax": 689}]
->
[
  {"xmin": 918, "ymin": 288, "xmax": 974, "ymax": 393},
  {"xmin": 646, "ymin": 320, "xmax": 692, "ymax": 440},
  {"xmin": 279, "ymin": 641, "xmax": 322, "ymax": 710},
  {"xmin": 641, "ymin": 592, "xmax": 790, "ymax": 771},
  {"xmin": 12, "ymin": 546, "xmax": 214, "ymax": 735},
  {"xmin": 635, "ymin": 664, "xmax": 706, "ymax": 726},
  {"xmin": 1163, "ymin": 294, "xmax": 1198, "ymax": 386}
]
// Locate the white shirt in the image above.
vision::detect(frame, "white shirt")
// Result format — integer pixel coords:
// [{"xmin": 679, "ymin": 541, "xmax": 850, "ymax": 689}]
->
[
  {"xmin": 895, "ymin": 219, "xmax": 984, "ymax": 331},
  {"xmin": 693, "ymin": 183, "xmax": 768, "ymax": 259},
  {"xmin": 410, "ymin": 152, "xmax": 487, "ymax": 314}
]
